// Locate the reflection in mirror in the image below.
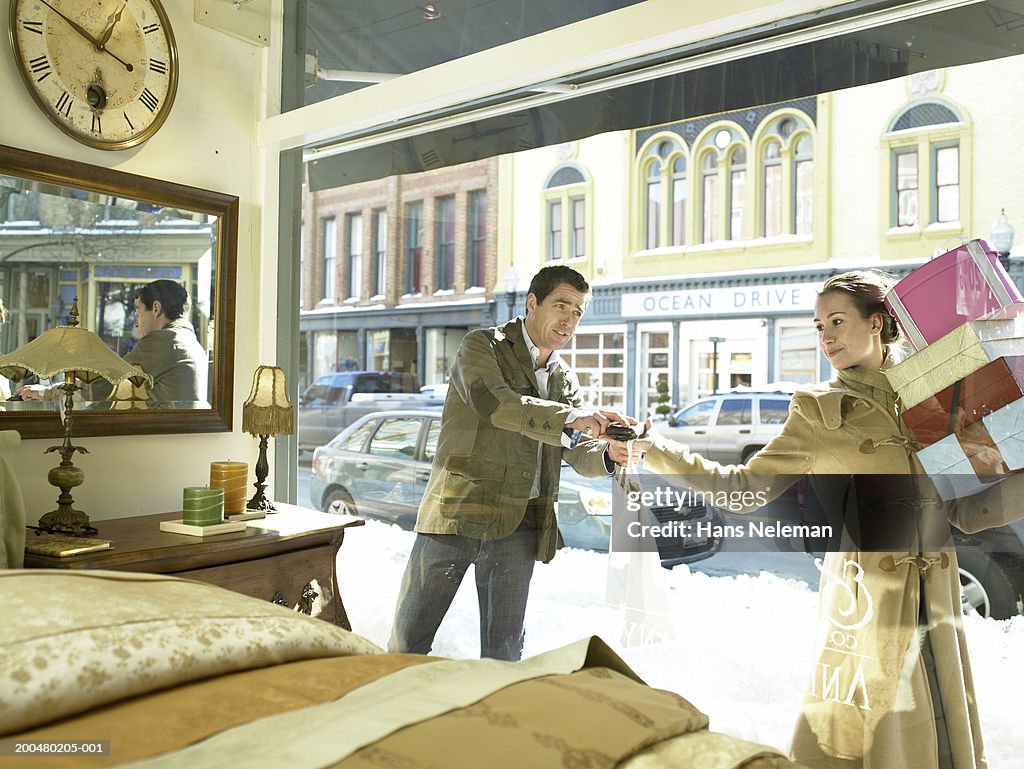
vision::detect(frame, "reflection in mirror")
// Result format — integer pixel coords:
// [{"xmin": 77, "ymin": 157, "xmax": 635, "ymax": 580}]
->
[{"xmin": 0, "ymin": 144, "xmax": 237, "ymax": 438}]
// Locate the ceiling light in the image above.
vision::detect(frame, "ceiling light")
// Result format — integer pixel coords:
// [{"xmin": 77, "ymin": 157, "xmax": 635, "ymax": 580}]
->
[{"xmin": 420, "ymin": 4, "xmax": 440, "ymax": 21}]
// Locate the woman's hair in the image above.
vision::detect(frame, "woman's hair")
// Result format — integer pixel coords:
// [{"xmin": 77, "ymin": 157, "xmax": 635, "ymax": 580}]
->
[
  {"xmin": 135, "ymin": 279, "xmax": 188, "ymax": 321},
  {"xmin": 819, "ymin": 270, "xmax": 901, "ymax": 345}
]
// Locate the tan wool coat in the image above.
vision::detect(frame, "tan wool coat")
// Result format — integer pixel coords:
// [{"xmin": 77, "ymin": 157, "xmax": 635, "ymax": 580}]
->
[{"xmin": 643, "ymin": 368, "xmax": 1024, "ymax": 769}]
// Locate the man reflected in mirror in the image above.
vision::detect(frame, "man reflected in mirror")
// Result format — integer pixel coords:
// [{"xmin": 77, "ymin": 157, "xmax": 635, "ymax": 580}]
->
[{"xmin": 17, "ymin": 279, "xmax": 208, "ymax": 407}]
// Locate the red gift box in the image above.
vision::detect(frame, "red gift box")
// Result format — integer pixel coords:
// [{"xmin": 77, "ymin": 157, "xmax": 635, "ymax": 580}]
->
[
  {"xmin": 902, "ymin": 356, "xmax": 1024, "ymax": 447},
  {"xmin": 884, "ymin": 239, "xmax": 1022, "ymax": 351}
]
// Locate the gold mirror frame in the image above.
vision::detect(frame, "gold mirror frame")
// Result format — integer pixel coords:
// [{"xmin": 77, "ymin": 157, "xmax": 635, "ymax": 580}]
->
[{"xmin": 0, "ymin": 144, "xmax": 237, "ymax": 438}]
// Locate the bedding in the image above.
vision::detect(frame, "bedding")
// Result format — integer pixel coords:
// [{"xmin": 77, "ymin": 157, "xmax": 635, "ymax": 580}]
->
[{"xmin": 0, "ymin": 570, "xmax": 803, "ymax": 769}]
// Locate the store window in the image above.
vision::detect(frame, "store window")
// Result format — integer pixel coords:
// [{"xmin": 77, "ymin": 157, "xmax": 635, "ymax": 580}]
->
[
  {"xmin": 779, "ymin": 325, "xmax": 818, "ymax": 384},
  {"xmin": 559, "ymin": 329, "xmax": 626, "ymax": 411}
]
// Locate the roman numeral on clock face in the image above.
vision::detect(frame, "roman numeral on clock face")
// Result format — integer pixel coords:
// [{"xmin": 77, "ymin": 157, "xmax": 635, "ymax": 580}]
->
[
  {"xmin": 55, "ymin": 91, "xmax": 72, "ymax": 117},
  {"xmin": 22, "ymin": 19, "xmax": 43, "ymax": 34},
  {"xmin": 28, "ymin": 55, "xmax": 51, "ymax": 81},
  {"xmin": 91, "ymin": 113, "xmax": 102, "ymax": 133},
  {"xmin": 150, "ymin": 59, "xmax": 167, "ymax": 75},
  {"xmin": 124, "ymin": 111, "xmax": 134, "ymax": 130},
  {"xmin": 143, "ymin": 23, "xmax": 159, "ymax": 34},
  {"xmin": 139, "ymin": 88, "xmax": 159, "ymax": 112}
]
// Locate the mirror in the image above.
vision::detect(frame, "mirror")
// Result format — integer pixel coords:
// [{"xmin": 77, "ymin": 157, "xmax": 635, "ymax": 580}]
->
[{"xmin": 0, "ymin": 144, "xmax": 237, "ymax": 438}]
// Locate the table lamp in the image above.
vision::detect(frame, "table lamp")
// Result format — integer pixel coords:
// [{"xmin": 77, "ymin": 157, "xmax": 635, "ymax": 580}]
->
[
  {"xmin": 242, "ymin": 365, "xmax": 294, "ymax": 512},
  {"xmin": 0, "ymin": 298, "xmax": 152, "ymax": 535}
]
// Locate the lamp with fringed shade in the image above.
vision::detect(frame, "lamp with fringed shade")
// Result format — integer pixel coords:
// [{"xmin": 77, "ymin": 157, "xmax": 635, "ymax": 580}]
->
[
  {"xmin": 242, "ymin": 365, "xmax": 294, "ymax": 512},
  {"xmin": 0, "ymin": 298, "xmax": 152, "ymax": 534}
]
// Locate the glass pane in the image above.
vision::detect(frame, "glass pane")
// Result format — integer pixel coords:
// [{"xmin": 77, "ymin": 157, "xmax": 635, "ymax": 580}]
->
[
  {"xmin": 338, "ymin": 418, "xmax": 375, "ymax": 451},
  {"xmin": 759, "ymin": 398, "xmax": 791, "ymax": 424},
  {"xmin": 764, "ymin": 164, "xmax": 783, "ymax": 237},
  {"xmin": 671, "ymin": 177, "xmax": 686, "ymax": 246},
  {"xmin": 935, "ymin": 145, "xmax": 959, "ymax": 185},
  {"xmin": 675, "ymin": 400, "xmax": 715, "ymax": 427},
  {"xmin": 368, "ymin": 417, "xmax": 422, "ymax": 458},
  {"xmin": 896, "ymin": 152, "xmax": 918, "ymax": 189},
  {"xmin": 646, "ymin": 180, "xmax": 660, "ymax": 248},
  {"xmin": 795, "ymin": 159, "xmax": 814, "ymax": 235},
  {"xmin": 897, "ymin": 189, "xmax": 918, "ymax": 227},
  {"xmin": 423, "ymin": 419, "xmax": 441, "ymax": 462},
  {"xmin": 702, "ymin": 173, "xmax": 719, "ymax": 243},
  {"xmin": 937, "ymin": 185, "xmax": 959, "ymax": 223},
  {"xmin": 729, "ymin": 169, "xmax": 745, "ymax": 239},
  {"xmin": 716, "ymin": 399, "xmax": 752, "ymax": 425}
]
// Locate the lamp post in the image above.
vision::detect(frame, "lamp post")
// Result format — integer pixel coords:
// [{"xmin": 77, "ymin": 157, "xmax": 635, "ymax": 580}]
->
[
  {"xmin": 502, "ymin": 265, "xmax": 519, "ymax": 321},
  {"xmin": 990, "ymin": 208, "xmax": 1015, "ymax": 273},
  {"xmin": 709, "ymin": 336, "xmax": 725, "ymax": 394}
]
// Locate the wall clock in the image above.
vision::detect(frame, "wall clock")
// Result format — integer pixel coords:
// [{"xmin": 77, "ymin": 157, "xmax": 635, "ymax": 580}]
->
[{"xmin": 9, "ymin": 0, "xmax": 178, "ymax": 150}]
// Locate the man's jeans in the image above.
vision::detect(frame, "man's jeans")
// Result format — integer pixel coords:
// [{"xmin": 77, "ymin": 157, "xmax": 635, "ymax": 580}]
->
[{"xmin": 389, "ymin": 516, "xmax": 538, "ymax": 661}]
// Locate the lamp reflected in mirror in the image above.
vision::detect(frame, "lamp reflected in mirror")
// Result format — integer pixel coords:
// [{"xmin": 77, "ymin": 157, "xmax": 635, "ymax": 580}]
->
[
  {"xmin": 0, "ymin": 298, "xmax": 152, "ymax": 534},
  {"xmin": 242, "ymin": 365, "xmax": 294, "ymax": 512}
]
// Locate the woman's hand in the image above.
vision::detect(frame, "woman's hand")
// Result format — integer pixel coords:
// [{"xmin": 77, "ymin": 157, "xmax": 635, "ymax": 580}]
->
[{"xmin": 605, "ymin": 418, "xmax": 655, "ymax": 466}]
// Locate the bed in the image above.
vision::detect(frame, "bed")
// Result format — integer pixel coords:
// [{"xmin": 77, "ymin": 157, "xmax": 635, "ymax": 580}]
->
[{"xmin": 0, "ymin": 570, "xmax": 803, "ymax": 769}]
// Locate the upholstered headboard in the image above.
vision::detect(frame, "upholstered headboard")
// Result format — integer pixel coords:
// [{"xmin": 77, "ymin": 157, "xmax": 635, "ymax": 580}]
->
[{"xmin": 0, "ymin": 431, "xmax": 25, "ymax": 568}]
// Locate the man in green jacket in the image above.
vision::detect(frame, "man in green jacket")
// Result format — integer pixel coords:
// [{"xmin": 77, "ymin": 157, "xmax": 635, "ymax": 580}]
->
[{"xmin": 389, "ymin": 265, "xmax": 627, "ymax": 661}]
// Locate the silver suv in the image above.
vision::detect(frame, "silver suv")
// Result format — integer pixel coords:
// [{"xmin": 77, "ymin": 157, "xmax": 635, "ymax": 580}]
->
[{"xmin": 660, "ymin": 385, "xmax": 797, "ymax": 465}]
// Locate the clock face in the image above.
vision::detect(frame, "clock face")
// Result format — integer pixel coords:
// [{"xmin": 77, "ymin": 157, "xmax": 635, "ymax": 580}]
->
[{"xmin": 10, "ymin": 0, "xmax": 178, "ymax": 150}]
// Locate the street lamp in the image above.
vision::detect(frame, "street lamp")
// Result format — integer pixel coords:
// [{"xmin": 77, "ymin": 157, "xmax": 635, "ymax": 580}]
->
[
  {"xmin": 502, "ymin": 265, "xmax": 519, "ymax": 321},
  {"xmin": 708, "ymin": 336, "xmax": 725, "ymax": 394},
  {"xmin": 990, "ymin": 208, "xmax": 1015, "ymax": 272}
]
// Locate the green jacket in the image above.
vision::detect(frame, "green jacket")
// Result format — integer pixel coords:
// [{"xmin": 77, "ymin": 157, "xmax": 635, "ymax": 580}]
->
[{"xmin": 415, "ymin": 317, "xmax": 611, "ymax": 562}]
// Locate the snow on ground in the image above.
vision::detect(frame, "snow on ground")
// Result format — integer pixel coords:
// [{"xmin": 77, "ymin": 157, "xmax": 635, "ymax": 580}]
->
[{"xmin": 338, "ymin": 520, "xmax": 1024, "ymax": 769}]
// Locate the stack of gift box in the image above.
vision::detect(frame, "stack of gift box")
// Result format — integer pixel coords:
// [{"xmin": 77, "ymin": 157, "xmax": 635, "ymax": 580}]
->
[{"xmin": 884, "ymin": 239, "xmax": 1024, "ymax": 500}]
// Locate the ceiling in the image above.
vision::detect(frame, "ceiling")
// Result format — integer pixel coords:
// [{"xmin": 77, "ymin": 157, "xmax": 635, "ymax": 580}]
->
[{"xmin": 302, "ymin": 0, "xmax": 1024, "ymax": 189}]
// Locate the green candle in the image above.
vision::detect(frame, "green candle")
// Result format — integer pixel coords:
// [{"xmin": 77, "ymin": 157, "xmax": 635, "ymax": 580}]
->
[{"xmin": 182, "ymin": 486, "xmax": 225, "ymax": 526}]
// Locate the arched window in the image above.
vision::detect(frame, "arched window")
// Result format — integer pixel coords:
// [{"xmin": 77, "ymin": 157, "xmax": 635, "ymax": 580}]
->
[
  {"xmin": 727, "ymin": 146, "xmax": 746, "ymax": 240},
  {"xmin": 756, "ymin": 112, "xmax": 814, "ymax": 238},
  {"xmin": 700, "ymin": 152, "xmax": 719, "ymax": 244},
  {"xmin": 884, "ymin": 99, "xmax": 965, "ymax": 229},
  {"xmin": 793, "ymin": 135, "xmax": 814, "ymax": 235},
  {"xmin": 762, "ymin": 140, "xmax": 783, "ymax": 237},
  {"xmin": 544, "ymin": 164, "xmax": 590, "ymax": 261},
  {"xmin": 637, "ymin": 137, "xmax": 685, "ymax": 249},
  {"xmin": 670, "ymin": 156, "xmax": 687, "ymax": 246}
]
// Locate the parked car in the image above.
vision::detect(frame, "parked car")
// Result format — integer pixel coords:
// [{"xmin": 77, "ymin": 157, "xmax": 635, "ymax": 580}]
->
[
  {"xmin": 661, "ymin": 385, "xmax": 798, "ymax": 465},
  {"xmin": 309, "ymin": 410, "xmax": 721, "ymax": 567},
  {"xmin": 297, "ymin": 371, "xmax": 442, "ymax": 452}
]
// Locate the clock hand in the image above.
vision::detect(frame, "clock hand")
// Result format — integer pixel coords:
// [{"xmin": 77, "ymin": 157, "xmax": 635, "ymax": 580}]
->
[
  {"xmin": 39, "ymin": 0, "xmax": 135, "ymax": 72},
  {"xmin": 99, "ymin": 0, "xmax": 128, "ymax": 48},
  {"xmin": 39, "ymin": 0, "xmax": 102, "ymax": 47}
]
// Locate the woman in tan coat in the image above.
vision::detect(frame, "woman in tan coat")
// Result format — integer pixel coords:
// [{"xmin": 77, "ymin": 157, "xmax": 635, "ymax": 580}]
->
[{"xmin": 609, "ymin": 271, "xmax": 1021, "ymax": 769}]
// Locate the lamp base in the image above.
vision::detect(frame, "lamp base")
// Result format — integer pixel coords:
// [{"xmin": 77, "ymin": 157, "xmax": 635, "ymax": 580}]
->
[
  {"xmin": 246, "ymin": 434, "xmax": 276, "ymax": 512},
  {"xmin": 37, "ymin": 507, "xmax": 97, "ymax": 537}
]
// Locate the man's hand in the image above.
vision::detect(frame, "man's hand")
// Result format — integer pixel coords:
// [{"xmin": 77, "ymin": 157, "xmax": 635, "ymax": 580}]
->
[
  {"xmin": 14, "ymin": 384, "xmax": 48, "ymax": 401},
  {"xmin": 566, "ymin": 409, "xmax": 635, "ymax": 439}
]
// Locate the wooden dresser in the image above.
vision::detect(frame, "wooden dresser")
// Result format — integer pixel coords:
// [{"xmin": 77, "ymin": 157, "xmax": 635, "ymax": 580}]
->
[{"xmin": 23, "ymin": 504, "xmax": 364, "ymax": 630}]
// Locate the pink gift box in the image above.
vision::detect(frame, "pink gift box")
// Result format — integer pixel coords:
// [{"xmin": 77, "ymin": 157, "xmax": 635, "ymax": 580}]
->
[{"xmin": 884, "ymin": 239, "xmax": 1022, "ymax": 351}]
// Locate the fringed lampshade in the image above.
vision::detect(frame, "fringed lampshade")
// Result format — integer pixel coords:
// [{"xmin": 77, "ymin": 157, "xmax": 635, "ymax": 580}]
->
[{"xmin": 242, "ymin": 365, "xmax": 294, "ymax": 512}]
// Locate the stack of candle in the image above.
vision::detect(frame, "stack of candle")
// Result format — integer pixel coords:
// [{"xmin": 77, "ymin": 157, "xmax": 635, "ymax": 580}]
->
[
  {"xmin": 182, "ymin": 487, "xmax": 225, "ymax": 526},
  {"xmin": 209, "ymin": 461, "xmax": 249, "ymax": 517}
]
